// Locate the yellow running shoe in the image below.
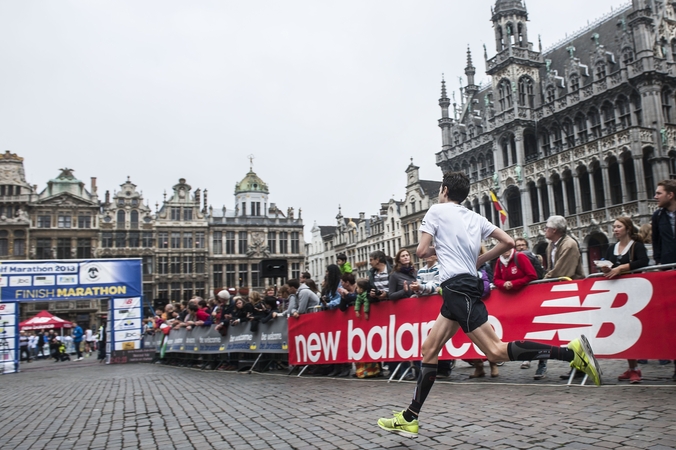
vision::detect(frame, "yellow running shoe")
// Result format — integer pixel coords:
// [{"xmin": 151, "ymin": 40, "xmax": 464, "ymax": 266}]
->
[
  {"xmin": 377, "ymin": 410, "xmax": 419, "ymax": 438},
  {"xmin": 568, "ymin": 335, "xmax": 603, "ymax": 386}
]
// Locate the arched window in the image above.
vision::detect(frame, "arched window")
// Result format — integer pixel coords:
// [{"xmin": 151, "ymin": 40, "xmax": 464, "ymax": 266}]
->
[
  {"xmin": 608, "ymin": 157, "xmax": 623, "ymax": 205},
  {"xmin": 470, "ymin": 157, "xmax": 478, "ymax": 181},
  {"xmin": 518, "ymin": 76, "xmax": 535, "ymax": 108},
  {"xmin": 540, "ymin": 128, "xmax": 551, "ymax": 156},
  {"xmin": 528, "ymin": 181, "xmax": 539, "ymax": 223},
  {"xmin": 473, "ymin": 198, "xmax": 480, "ymax": 215},
  {"xmin": 569, "ymin": 74, "xmax": 580, "ymax": 92},
  {"xmin": 506, "ymin": 187, "xmax": 523, "ymax": 228},
  {"xmin": 575, "ymin": 113, "xmax": 588, "ymax": 143},
  {"xmin": 632, "ymin": 91, "xmax": 643, "ymax": 126},
  {"xmin": 116, "ymin": 210, "xmax": 126, "ymax": 229},
  {"xmin": 591, "ymin": 161, "xmax": 605, "ymax": 208},
  {"xmin": 577, "ymin": 165, "xmax": 592, "ymax": 212},
  {"xmin": 524, "ymin": 129, "xmax": 538, "ymax": 162},
  {"xmin": 622, "ymin": 152, "xmax": 637, "ymax": 201},
  {"xmin": 501, "ymin": 134, "xmax": 516, "ymax": 166},
  {"xmin": 454, "ymin": 132, "xmax": 462, "ymax": 146},
  {"xmin": 538, "ymin": 178, "xmax": 551, "ymax": 220},
  {"xmin": 617, "ymin": 95, "xmax": 631, "ymax": 128},
  {"xmin": 562, "ymin": 118, "xmax": 575, "ymax": 147},
  {"xmin": 498, "ymin": 79, "xmax": 513, "ymax": 111},
  {"xmin": 483, "ymin": 195, "xmax": 493, "ymax": 224},
  {"xmin": 130, "ymin": 210, "xmax": 139, "ymax": 229},
  {"xmin": 643, "ymin": 147, "xmax": 655, "ymax": 195},
  {"xmin": 662, "ymin": 87, "xmax": 672, "ymax": 123},
  {"xmin": 602, "ymin": 101, "xmax": 615, "ymax": 130},
  {"xmin": 669, "ymin": 150, "xmax": 676, "ymax": 179},
  {"xmin": 517, "ymin": 22, "xmax": 526, "ymax": 47},
  {"xmin": 589, "ymin": 107, "xmax": 601, "ymax": 138},
  {"xmin": 552, "ymin": 173, "xmax": 565, "ymax": 215},
  {"xmin": 563, "ymin": 170, "xmax": 576, "ymax": 214},
  {"xmin": 478, "ymin": 155, "xmax": 486, "ymax": 178},
  {"xmin": 672, "ymin": 39, "xmax": 676, "ymax": 62},
  {"xmin": 545, "ymin": 85, "xmax": 556, "ymax": 103},
  {"xmin": 551, "ymin": 124, "xmax": 562, "ymax": 151},
  {"xmin": 487, "ymin": 153, "xmax": 495, "ymax": 173}
]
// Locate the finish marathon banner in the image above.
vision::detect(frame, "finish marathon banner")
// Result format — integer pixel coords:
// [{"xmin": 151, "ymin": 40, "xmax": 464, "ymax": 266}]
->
[
  {"xmin": 145, "ymin": 319, "xmax": 289, "ymax": 354},
  {"xmin": 288, "ymin": 271, "xmax": 676, "ymax": 365},
  {"xmin": 0, "ymin": 258, "xmax": 142, "ymax": 301}
]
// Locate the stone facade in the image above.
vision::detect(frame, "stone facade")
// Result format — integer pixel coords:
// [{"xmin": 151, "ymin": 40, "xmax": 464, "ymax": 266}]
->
[
  {"xmin": 0, "ymin": 155, "xmax": 304, "ymax": 326},
  {"xmin": 436, "ymin": 0, "xmax": 676, "ymax": 272}
]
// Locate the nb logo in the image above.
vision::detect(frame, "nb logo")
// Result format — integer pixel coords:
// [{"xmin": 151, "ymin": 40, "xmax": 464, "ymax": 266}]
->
[{"xmin": 524, "ymin": 278, "xmax": 652, "ymax": 355}]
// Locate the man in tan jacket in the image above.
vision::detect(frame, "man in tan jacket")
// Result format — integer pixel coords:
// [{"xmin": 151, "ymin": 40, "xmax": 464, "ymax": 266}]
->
[
  {"xmin": 542, "ymin": 214, "xmax": 586, "ymax": 381},
  {"xmin": 544, "ymin": 215, "xmax": 585, "ymax": 280}
]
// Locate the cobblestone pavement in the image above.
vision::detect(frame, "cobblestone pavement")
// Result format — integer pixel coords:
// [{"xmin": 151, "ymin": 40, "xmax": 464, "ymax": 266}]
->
[{"xmin": 1, "ymin": 357, "xmax": 675, "ymax": 450}]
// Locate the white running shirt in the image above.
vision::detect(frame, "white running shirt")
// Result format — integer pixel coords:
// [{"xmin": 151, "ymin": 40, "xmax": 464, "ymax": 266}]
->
[{"xmin": 419, "ymin": 202, "xmax": 497, "ymax": 283}]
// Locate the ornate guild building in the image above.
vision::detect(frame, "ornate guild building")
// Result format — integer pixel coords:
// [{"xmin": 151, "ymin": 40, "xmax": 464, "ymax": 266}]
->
[
  {"xmin": 436, "ymin": 0, "xmax": 676, "ymax": 271},
  {"xmin": 0, "ymin": 153, "xmax": 305, "ymax": 325}
]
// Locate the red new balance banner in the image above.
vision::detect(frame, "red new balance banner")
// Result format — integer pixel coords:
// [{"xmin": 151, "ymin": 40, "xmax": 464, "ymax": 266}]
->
[{"xmin": 288, "ymin": 271, "xmax": 676, "ymax": 365}]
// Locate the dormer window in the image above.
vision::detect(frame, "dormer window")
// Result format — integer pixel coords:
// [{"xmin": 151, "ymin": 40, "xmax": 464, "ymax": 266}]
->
[
  {"xmin": 570, "ymin": 75, "xmax": 580, "ymax": 92},
  {"xmin": 595, "ymin": 64, "xmax": 606, "ymax": 80},
  {"xmin": 546, "ymin": 86, "xmax": 556, "ymax": 104}
]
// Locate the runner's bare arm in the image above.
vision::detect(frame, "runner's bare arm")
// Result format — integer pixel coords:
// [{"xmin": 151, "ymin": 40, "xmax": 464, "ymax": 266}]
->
[
  {"xmin": 477, "ymin": 228, "xmax": 514, "ymax": 268},
  {"xmin": 416, "ymin": 232, "xmax": 436, "ymax": 259}
]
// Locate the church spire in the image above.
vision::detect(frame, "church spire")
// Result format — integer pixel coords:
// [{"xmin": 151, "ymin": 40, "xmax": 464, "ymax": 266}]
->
[{"xmin": 465, "ymin": 46, "xmax": 476, "ymax": 87}]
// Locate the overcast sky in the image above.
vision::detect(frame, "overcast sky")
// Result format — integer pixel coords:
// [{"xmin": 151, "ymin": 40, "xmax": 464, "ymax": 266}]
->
[{"xmin": 0, "ymin": 0, "xmax": 625, "ymax": 239}]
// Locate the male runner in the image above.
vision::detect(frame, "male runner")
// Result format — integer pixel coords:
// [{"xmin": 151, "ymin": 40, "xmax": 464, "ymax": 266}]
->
[{"xmin": 377, "ymin": 172, "xmax": 602, "ymax": 438}]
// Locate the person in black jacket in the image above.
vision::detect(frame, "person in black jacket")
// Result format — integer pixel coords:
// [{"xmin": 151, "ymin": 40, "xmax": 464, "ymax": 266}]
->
[
  {"xmin": 650, "ymin": 180, "xmax": 676, "ymax": 381},
  {"xmin": 652, "ymin": 179, "xmax": 676, "ymax": 266},
  {"xmin": 599, "ymin": 216, "xmax": 649, "ymax": 384}
]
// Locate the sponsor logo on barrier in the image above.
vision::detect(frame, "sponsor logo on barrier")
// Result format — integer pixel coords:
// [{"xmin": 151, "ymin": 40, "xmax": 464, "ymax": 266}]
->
[
  {"xmin": 10, "ymin": 276, "xmax": 31, "ymax": 287},
  {"xmin": 57, "ymin": 275, "xmax": 78, "ymax": 285},
  {"xmin": 34, "ymin": 275, "xmax": 55, "ymax": 286},
  {"xmin": 525, "ymin": 278, "xmax": 652, "ymax": 354},
  {"xmin": 0, "ymin": 277, "xmax": 7, "ymax": 287}
]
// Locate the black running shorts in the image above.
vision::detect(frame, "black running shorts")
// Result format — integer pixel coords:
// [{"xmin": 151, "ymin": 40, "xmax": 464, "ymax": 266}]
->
[{"xmin": 440, "ymin": 273, "xmax": 488, "ymax": 333}]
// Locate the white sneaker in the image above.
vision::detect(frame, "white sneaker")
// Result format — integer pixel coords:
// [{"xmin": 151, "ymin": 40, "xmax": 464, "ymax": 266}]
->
[
  {"xmin": 520, "ymin": 361, "xmax": 530, "ymax": 369},
  {"xmin": 77, "ymin": 357, "xmax": 83, "ymax": 361}
]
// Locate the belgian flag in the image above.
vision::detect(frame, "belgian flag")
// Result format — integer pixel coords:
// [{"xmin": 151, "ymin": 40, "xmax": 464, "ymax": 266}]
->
[{"xmin": 489, "ymin": 190, "xmax": 507, "ymax": 225}]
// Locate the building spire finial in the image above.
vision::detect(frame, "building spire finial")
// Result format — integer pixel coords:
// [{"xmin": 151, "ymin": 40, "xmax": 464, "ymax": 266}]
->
[
  {"xmin": 247, "ymin": 154, "xmax": 255, "ymax": 171},
  {"xmin": 440, "ymin": 74, "xmax": 448, "ymax": 99}
]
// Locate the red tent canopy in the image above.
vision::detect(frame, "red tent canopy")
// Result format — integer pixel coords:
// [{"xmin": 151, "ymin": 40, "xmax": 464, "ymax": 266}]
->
[{"xmin": 20, "ymin": 310, "xmax": 74, "ymax": 331}]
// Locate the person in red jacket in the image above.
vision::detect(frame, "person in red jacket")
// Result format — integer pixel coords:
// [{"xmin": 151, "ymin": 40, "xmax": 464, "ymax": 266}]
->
[
  {"xmin": 494, "ymin": 247, "xmax": 541, "ymax": 378},
  {"xmin": 493, "ymin": 248, "xmax": 537, "ymax": 292}
]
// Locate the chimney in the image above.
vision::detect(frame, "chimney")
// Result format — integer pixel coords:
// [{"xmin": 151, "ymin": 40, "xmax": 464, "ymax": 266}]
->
[
  {"xmin": 91, "ymin": 177, "xmax": 97, "ymax": 194},
  {"xmin": 105, "ymin": 190, "xmax": 110, "ymax": 204},
  {"xmin": 359, "ymin": 212, "xmax": 365, "ymax": 220},
  {"xmin": 195, "ymin": 188, "xmax": 201, "ymax": 205},
  {"xmin": 203, "ymin": 189, "xmax": 208, "ymax": 213}
]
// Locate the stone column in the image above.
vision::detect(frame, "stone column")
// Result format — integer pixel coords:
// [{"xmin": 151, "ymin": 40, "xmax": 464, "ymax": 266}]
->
[
  {"xmin": 561, "ymin": 179, "xmax": 569, "ymax": 216},
  {"xmin": 601, "ymin": 163, "xmax": 613, "ymax": 209},
  {"xmin": 589, "ymin": 171, "xmax": 598, "ymax": 210},
  {"xmin": 547, "ymin": 179, "xmax": 556, "ymax": 218},
  {"xmin": 521, "ymin": 186, "xmax": 533, "ymax": 233},
  {"xmin": 573, "ymin": 172, "xmax": 583, "ymax": 214},
  {"xmin": 618, "ymin": 159, "xmax": 628, "ymax": 203},
  {"xmin": 633, "ymin": 154, "xmax": 647, "ymax": 201},
  {"xmin": 537, "ymin": 183, "xmax": 544, "ymax": 223},
  {"xmin": 514, "ymin": 128, "xmax": 525, "ymax": 166}
]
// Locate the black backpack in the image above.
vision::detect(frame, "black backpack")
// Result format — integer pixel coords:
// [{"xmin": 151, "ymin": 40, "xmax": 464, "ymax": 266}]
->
[{"xmin": 514, "ymin": 250, "xmax": 545, "ymax": 279}]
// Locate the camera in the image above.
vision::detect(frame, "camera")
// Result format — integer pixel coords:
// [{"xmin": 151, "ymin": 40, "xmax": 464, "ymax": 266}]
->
[{"xmin": 371, "ymin": 288, "xmax": 382, "ymax": 297}]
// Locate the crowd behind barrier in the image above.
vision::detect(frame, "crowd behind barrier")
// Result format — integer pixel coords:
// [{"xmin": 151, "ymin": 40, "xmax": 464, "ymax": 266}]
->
[
  {"xmin": 149, "ymin": 183, "xmax": 676, "ymax": 383},
  {"xmin": 145, "ymin": 263, "xmax": 676, "ymax": 380}
]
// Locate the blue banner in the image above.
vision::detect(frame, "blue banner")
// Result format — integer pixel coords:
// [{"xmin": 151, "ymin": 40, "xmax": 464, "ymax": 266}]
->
[{"xmin": 0, "ymin": 258, "xmax": 142, "ymax": 301}]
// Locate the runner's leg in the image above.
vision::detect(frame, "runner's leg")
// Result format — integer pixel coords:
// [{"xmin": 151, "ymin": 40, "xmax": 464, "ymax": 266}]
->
[
  {"xmin": 403, "ymin": 314, "xmax": 460, "ymax": 422},
  {"xmin": 467, "ymin": 322, "xmax": 574, "ymax": 363}
]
